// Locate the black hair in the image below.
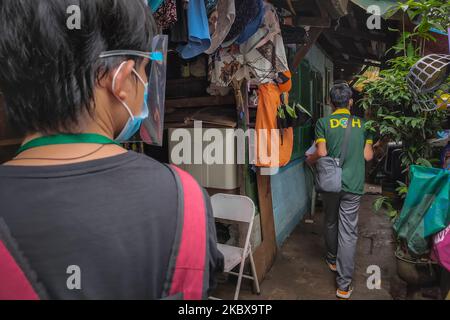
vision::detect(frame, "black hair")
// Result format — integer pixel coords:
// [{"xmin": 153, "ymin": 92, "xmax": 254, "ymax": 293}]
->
[
  {"xmin": 0, "ymin": 0, "xmax": 155, "ymax": 135},
  {"xmin": 330, "ymin": 82, "xmax": 353, "ymax": 109}
]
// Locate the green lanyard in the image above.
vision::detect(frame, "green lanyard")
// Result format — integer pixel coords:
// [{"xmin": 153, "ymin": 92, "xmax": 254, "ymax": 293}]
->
[{"xmin": 16, "ymin": 134, "xmax": 121, "ymax": 156}]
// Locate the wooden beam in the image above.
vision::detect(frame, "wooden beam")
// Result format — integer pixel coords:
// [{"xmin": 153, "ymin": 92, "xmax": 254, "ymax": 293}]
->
[
  {"xmin": 291, "ymin": 0, "xmax": 329, "ymax": 69},
  {"xmin": 314, "ymin": 0, "xmax": 329, "ymax": 17},
  {"xmin": 334, "ymin": 58, "xmax": 381, "ymax": 68},
  {"xmin": 345, "ymin": 6, "xmax": 369, "ymax": 57},
  {"xmin": 296, "ymin": 16, "xmax": 331, "ymax": 28},
  {"xmin": 322, "ymin": 31, "xmax": 344, "ymax": 50},
  {"xmin": 329, "ymin": 27, "xmax": 387, "ymax": 42},
  {"xmin": 292, "ymin": 27, "xmax": 324, "ymax": 69},
  {"xmin": 328, "ymin": 45, "xmax": 379, "ymax": 62},
  {"xmin": 321, "ymin": 32, "xmax": 379, "ymax": 63},
  {"xmin": 333, "ymin": 50, "xmax": 380, "ymax": 61},
  {"xmin": 346, "ymin": 3, "xmax": 359, "ymax": 30},
  {"xmin": 354, "ymin": 41, "xmax": 367, "ymax": 56},
  {"xmin": 165, "ymin": 95, "xmax": 235, "ymax": 109}
]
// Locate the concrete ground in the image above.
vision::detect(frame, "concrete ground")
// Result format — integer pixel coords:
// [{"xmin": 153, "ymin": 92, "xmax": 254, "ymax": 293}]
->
[{"xmin": 212, "ymin": 189, "xmax": 400, "ymax": 300}]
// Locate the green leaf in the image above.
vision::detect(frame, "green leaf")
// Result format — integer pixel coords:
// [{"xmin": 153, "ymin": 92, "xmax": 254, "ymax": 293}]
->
[
  {"xmin": 294, "ymin": 103, "xmax": 312, "ymax": 118},
  {"xmin": 415, "ymin": 158, "xmax": 432, "ymax": 167},
  {"xmin": 399, "ymin": 4, "xmax": 409, "ymax": 12},
  {"xmin": 373, "ymin": 197, "xmax": 390, "ymax": 212},
  {"xmin": 285, "ymin": 105, "xmax": 297, "ymax": 119},
  {"xmin": 406, "ymin": 43, "xmax": 416, "ymax": 57},
  {"xmin": 387, "ymin": 209, "xmax": 399, "ymax": 219},
  {"xmin": 396, "ymin": 181, "xmax": 407, "ymax": 188}
]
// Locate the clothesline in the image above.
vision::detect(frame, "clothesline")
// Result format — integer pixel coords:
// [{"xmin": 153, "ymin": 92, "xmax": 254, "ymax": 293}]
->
[{"xmin": 147, "ymin": 0, "xmax": 291, "ymax": 87}]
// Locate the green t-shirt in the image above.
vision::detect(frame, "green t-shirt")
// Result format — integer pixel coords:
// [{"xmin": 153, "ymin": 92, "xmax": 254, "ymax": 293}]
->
[{"xmin": 315, "ymin": 109, "xmax": 373, "ymax": 195}]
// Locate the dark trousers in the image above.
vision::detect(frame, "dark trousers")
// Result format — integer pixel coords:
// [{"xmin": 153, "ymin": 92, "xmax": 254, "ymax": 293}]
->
[{"xmin": 322, "ymin": 192, "xmax": 362, "ymax": 289}]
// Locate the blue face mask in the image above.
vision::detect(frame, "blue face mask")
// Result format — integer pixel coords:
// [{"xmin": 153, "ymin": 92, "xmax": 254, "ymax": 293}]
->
[{"xmin": 113, "ymin": 63, "xmax": 149, "ymax": 142}]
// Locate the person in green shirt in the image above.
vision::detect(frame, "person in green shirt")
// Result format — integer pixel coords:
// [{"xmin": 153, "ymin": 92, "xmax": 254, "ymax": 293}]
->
[{"xmin": 306, "ymin": 82, "xmax": 374, "ymax": 299}]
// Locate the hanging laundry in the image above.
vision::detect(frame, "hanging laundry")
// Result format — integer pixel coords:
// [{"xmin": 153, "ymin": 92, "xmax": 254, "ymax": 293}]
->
[
  {"xmin": 240, "ymin": 1, "xmax": 281, "ymax": 53},
  {"xmin": 235, "ymin": 0, "xmax": 264, "ymax": 45},
  {"xmin": 242, "ymin": 2, "xmax": 289, "ymax": 84},
  {"xmin": 148, "ymin": 0, "xmax": 165, "ymax": 13},
  {"xmin": 208, "ymin": 46, "xmax": 244, "ymax": 87},
  {"xmin": 208, "ymin": 1, "xmax": 288, "ymax": 89},
  {"xmin": 244, "ymin": 37, "xmax": 289, "ymax": 84},
  {"xmin": 153, "ymin": 0, "xmax": 178, "ymax": 31},
  {"xmin": 177, "ymin": 0, "xmax": 211, "ymax": 59},
  {"xmin": 221, "ymin": 35, "xmax": 240, "ymax": 49},
  {"xmin": 276, "ymin": 70, "xmax": 292, "ymax": 93},
  {"xmin": 204, "ymin": 0, "xmax": 220, "ymax": 15},
  {"xmin": 224, "ymin": 0, "xmax": 259, "ymax": 42},
  {"xmin": 277, "ymin": 7, "xmax": 295, "ymax": 26},
  {"xmin": 255, "ymin": 83, "xmax": 293, "ymax": 167},
  {"xmin": 205, "ymin": 0, "xmax": 236, "ymax": 55},
  {"xmin": 171, "ymin": 0, "xmax": 189, "ymax": 44}
]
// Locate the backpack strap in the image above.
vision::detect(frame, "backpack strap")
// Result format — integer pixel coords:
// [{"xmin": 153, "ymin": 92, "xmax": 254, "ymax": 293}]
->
[
  {"xmin": 0, "ymin": 219, "xmax": 47, "ymax": 300},
  {"xmin": 161, "ymin": 165, "xmax": 208, "ymax": 300}
]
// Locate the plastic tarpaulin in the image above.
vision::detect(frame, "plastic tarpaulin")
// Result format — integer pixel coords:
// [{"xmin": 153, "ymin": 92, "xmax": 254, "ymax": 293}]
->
[
  {"xmin": 394, "ymin": 165, "xmax": 450, "ymax": 255},
  {"xmin": 350, "ymin": 0, "xmax": 399, "ymax": 18},
  {"xmin": 432, "ymin": 225, "xmax": 450, "ymax": 272}
]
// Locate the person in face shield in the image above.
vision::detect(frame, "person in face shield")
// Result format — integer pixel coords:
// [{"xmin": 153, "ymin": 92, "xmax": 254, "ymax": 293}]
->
[{"xmin": 0, "ymin": 0, "xmax": 223, "ymax": 300}]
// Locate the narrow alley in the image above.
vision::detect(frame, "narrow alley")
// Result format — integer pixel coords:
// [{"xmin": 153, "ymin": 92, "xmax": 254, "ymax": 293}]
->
[
  {"xmin": 0, "ymin": 0, "xmax": 448, "ymax": 307},
  {"xmin": 213, "ymin": 190, "xmax": 398, "ymax": 300}
]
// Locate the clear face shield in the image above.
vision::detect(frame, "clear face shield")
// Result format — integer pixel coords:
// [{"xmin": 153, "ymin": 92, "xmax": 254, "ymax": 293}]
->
[{"xmin": 99, "ymin": 34, "xmax": 169, "ymax": 146}]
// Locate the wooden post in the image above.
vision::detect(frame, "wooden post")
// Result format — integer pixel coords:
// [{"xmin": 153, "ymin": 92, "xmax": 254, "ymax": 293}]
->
[
  {"xmin": 232, "ymin": 79, "xmax": 250, "ymax": 197},
  {"xmin": 253, "ymin": 171, "xmax": 277, "ymax": 281}
]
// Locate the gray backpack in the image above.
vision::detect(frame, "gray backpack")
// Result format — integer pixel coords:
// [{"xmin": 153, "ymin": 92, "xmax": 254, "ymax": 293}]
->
[{"xmin": 314, "ymin": 117, "xmax": 353, "ymax": 193}]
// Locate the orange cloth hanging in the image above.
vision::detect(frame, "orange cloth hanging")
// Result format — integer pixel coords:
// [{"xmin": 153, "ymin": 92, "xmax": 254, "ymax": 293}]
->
[
  {"xmin": 255, "ymin": 83, "xmax": 293, "ymax": 167},
  {"xmin": 277, "ymin": 70, "xmax": 292, "ymax": 93}
]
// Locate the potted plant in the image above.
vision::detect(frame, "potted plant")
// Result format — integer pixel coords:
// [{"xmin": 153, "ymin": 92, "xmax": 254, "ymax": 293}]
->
[
  {"xmin": 373, "ymin": 189, "xmax": 439, "ymax": 288},
  {"xmin": 277, "ymin": 102, "xmax": 312, "ymax": 129},
  {"xmin": 277, "ymin": 105, "xmax": 288, "ymax": 129},
  {"xmin": 360, "ymin": 0, "xmax": 448, "ymax": 290},
  {"xmin": 285, "ymin": 104, "xmax": 297, "ymax": 127}
]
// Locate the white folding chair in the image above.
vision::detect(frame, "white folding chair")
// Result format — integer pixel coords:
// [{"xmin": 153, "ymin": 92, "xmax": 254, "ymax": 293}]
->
[{"xmin": 211, "ymin": 193, "xmax": 261, "ymax": 300}]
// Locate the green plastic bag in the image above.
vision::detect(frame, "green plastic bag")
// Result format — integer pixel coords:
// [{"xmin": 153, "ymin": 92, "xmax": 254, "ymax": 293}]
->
[{"xmin": 393, "ymin": 165, "xmax": 450, "ymax": 255}]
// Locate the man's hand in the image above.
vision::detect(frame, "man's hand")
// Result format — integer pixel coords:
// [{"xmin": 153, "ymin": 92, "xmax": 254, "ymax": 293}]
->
[
  {"xmin": 306, "ymin": 141, "xmax": 327, "ymax": 166},
  {"xmin": 305, "ymin": 153, "xmax": 318, "ymax": 166},
  {"xmin": 364, "ymin": 143, "xmax": 374, "ymax": 162}
]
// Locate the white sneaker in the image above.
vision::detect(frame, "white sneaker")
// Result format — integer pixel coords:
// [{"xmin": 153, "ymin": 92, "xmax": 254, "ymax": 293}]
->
[{"xmin": 336, "ymin": 285, "xmax": 353, "ymax": 299}]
